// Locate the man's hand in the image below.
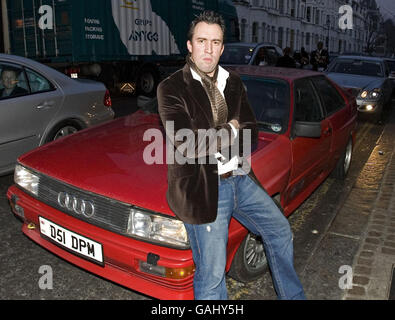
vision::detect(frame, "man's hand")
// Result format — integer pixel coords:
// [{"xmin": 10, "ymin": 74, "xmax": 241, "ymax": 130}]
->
[{"xmin": 229, "ymin": 119, "xmax": 240, "ymax": 130}]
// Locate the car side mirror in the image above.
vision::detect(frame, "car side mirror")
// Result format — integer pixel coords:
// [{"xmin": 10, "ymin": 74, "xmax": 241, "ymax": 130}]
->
[
  {"xmin": 389, "ymin": 71, "xmax": 395, "ymax": 80},
  {"xmin": 294, "ymin": 121, "xmax": 322, "ymax": 138}
]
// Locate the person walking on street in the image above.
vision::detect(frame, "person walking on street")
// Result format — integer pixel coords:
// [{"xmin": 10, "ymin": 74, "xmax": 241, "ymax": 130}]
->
[
  {"xmin": 157, "ymin": 10, "xmax": 305, "ymax": 300},
  {"xmin": 311, "ymin": 41, "xmax": 329, "ymax": 71},
  {"xmin": 276, "ymin": 47, "xmax": 296, "ymax": 68}
]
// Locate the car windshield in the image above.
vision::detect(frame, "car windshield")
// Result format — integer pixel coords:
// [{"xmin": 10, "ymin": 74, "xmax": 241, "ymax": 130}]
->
[
  {"xmin": 241, "ymin": 76, "xmax": 290, "ymax": 134},
  {"xmin": 328, "ymin": 59, "xmax": 384, "ymax": 77},
  {"xmin": 220, "ymin": 45, "xmax": 254, "ymax": 64}
]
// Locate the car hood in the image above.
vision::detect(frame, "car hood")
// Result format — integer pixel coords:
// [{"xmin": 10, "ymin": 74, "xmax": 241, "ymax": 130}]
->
[
  {"xmin": 18, "ymin": 111, "xmax": 277, "ymax": 217},
  {"xmin": 326, "ymin": 72, "xmax": 384, "ymax": 91},
  {"xmin": 18, "ymin": 111, "xmax": 173, "ymax": 215}
]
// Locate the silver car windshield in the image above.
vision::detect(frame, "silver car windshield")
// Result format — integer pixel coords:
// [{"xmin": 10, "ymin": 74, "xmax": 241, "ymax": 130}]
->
[
  {"xmin": 329, "ymin": 59, "xmax": 384, "ymax": 77},
  {"xmin": 220, "ymin": 46, "xmax": 254, "ymax": 65}
]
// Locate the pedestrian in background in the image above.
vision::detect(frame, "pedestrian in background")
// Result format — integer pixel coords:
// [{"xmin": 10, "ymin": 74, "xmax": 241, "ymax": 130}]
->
[
  {"xmin": 276, "ymin": 47, "xmax": 296, "ymax": 68},
  {"xmin": 311, "ymin": 41, "xmax": 329, "ymax": 71}
]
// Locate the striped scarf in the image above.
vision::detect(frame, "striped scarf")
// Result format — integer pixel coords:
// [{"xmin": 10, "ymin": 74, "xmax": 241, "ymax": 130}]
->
[{"xmin": 186, "ymin": 54, "xmax": 228, "ymax": 126}]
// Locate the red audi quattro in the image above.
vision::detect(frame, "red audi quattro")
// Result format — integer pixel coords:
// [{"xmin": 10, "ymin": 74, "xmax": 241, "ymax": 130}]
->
[{"xmin": 7, "ymin": 66, "xmax": 357, "ymax": 299}]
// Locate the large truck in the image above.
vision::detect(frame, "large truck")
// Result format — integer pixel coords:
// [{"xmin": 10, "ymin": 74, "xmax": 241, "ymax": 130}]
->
[{"xmin": 1, "ymin": 0, "xmax": 239, "ymax": 96}]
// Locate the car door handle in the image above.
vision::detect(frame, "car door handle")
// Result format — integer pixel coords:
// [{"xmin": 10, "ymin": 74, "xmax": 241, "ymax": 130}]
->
[
  {"xmin": 36, "ymin": 101, "xmax": 55, "ymax": 110},
  {"xmin": 323, "ymin": 127, "xmax": 332, "ymax": 135}
]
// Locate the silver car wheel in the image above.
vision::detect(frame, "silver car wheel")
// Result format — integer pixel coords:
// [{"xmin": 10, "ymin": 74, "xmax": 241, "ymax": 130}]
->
[
  {"xmin": 243, "ymin": 233, "xmax": 267, "ymax": 272},
  {"xmin": 53, "ymin": 125, "xmax": 78, "ymax": 140}
]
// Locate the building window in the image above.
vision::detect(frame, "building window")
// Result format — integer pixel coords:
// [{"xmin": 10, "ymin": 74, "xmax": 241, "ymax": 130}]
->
[
  {"xmin": 278, "ymin": 27, "xmax": 283, "ymax": 48},
  {"xmin": 306, "ymin": 7, "xmax": 311, "ymax": 22},
  {"xmin": 241, "ymin": 19, "xmax": 247, "ymax": 42},
  {"xmin": 261, "ymin": 22, "xmax": 266, "ymax": 42},
  {"xmin": 252, "ymin": 22, "xmax": 259, "ymax": 42},
  {"xmin": 279, "ymin": 0, "xmax": 284, "ymax": 14}
]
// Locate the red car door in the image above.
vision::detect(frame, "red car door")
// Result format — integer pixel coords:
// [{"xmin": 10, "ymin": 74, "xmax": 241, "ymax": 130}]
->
[
  {"xmin": 285, "ymin": 78, "xmax": 333, "ymax": 206},
  {"xmin": 311, "ymin": 76, "xmax": 351, "ymax": 165}
]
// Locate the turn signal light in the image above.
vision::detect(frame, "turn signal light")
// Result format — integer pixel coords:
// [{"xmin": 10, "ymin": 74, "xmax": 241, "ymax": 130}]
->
[
  {"xmin": 104, "ymin": 90, "xmax": 112, "ymax": 107},
  {"xmin": 165, "ymin": 265, "xmax": 196, "ymax": 279},
  {"xmin": 139, "ymin": 260, "xmax": 195, "ymax": 279}
]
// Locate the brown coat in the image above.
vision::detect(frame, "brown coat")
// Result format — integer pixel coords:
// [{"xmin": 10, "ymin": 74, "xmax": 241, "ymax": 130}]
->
[{"xmin": 157, "ymin": 64, "xmax": 260, "ymax": 224}]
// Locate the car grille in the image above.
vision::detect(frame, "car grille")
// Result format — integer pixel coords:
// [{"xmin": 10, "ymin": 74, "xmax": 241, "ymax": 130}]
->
[{"xmin": 37, "ymin": 174, "xmax": 131, "ymax": 234}]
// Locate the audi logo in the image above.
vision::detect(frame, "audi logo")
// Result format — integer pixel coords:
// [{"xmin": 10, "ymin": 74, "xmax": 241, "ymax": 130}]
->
[{"xmin": 57, "ymin": 192, "xmax": 95, "ymax": 218}]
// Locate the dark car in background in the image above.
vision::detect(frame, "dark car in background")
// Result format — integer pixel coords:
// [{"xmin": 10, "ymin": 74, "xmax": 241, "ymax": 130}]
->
[
  {"xmin": 326, "ymin": 55, "xmax": 392, "ymax": 122},
  {"xmin": 383, "ymin": 58, "xmax": 395, "ymax": 94},
  {"xmin": 220, "ymin": 42, "xmax": 283, "ymax": 66}
]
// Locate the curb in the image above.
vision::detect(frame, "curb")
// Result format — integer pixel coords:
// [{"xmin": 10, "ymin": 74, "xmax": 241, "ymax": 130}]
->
[{"xmin": 343, "ymin": 114, "xmax": 395, "ymax": 300}]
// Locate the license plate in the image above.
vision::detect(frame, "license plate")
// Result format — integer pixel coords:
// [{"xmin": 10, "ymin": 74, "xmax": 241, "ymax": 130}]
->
[{"xmin": 39, "ymin": 216, "xmax": 103, "ymax": 265}]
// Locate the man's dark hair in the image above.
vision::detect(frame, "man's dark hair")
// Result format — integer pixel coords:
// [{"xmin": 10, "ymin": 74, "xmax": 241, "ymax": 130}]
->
[{"xmin": 187, "ymin": 10, "xmax": 226, "ymax": 41}]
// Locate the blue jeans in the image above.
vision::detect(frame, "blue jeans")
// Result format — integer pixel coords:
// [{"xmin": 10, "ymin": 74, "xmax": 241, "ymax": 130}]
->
[{"xmin": 184, "ymin": 174, "xmax": 306, "ymax": 300}]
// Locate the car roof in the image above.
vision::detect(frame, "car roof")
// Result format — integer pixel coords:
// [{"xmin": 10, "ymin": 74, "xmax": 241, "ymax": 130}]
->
[
  {"xmin": 335, "ymin": 55, "xmax": 385, "ymax": 62},
  {"xmin": 225, "ymin": 42, "xmax": 279, "ymax": 48},
  {"xmin": 227, "ymin": 65, "xmax": 322, "ymax": 82}
]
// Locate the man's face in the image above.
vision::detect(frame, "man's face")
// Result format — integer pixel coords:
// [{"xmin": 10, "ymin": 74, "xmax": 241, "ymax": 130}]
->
[
  {"xmin": 1, "ymin": 71, "xmax": 17, "ymax": 90},
  {"xmin": 187, "ymin": 22, "xmax": 224, "ymax": 76}
]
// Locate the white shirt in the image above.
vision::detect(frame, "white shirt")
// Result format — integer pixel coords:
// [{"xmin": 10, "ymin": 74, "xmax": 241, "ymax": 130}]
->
[{"xmin": 190, "ymin": 66, "xmax": 240, "ymax": 175}]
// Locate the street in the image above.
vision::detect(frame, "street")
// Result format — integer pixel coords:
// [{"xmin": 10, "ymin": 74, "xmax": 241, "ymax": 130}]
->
[{"xmin": 0, "ymin": 95, "xmax": 392, "ymax": 300}]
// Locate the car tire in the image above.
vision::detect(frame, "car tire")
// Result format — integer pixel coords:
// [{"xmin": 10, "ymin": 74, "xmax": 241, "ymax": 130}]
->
[
  {"xmin": 45, "ymin": 121, "xmax": 82, "ymax": 142},
  {"xmin": 228, "ymin": 232, "xmax": 268, "ymax": 283},
  {"xmin": 137, "ymin": 67, "xmax": 158, "ymax": 97},
  {"xmin": 332, "ymin": 138, "xmax": 352, "ymax": 179}
]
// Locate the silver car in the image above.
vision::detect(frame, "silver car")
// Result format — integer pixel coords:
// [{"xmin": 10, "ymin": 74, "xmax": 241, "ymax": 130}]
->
[
  {"xmin": 0, "ymin": 54, "xmax": 114, "ymax": 175},
  {"xmin": 326, "ymin": 55, "xmax": 392, "ymax": 122},
  {"xmin": 220, "ymin": 42, "xmax": 283, "ymax": 66}
]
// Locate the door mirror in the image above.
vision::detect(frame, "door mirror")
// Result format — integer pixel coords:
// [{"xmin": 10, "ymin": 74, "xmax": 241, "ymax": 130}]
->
[
  {"xmin": 389, "ymin": 71, "xmax": 395, "ymax": 80},
  {"xmin": 294, "ymin": 121, "xmax": 322, "ymax": 138}
]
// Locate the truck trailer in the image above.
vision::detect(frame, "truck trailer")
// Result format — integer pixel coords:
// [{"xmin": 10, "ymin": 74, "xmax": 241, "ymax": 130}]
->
[{"xmin": 1, "ymin": 0, "xmax": 239, "ymax": 96}]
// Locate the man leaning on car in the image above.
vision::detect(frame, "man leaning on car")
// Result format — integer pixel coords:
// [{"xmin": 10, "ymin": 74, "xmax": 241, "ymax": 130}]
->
[{"xmin": 157, "ymin": 10, "xmax": 305, "ymax": 300}]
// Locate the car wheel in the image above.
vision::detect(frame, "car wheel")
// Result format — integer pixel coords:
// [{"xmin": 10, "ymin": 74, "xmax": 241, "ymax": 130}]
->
[
  {"xmin": 228, "ymin": 233, "xmax": 268, "ymax": 283},
  {"xmin": 137, "ymin": 67, "xmax": 158, "ymax": 97},
  {"xmin": 332, "ymin": 138, "xmax": 352, "ymax": 179},
  {"xmin": 46, "ymin": 121, "xmax": 81, "ymax": 142}
]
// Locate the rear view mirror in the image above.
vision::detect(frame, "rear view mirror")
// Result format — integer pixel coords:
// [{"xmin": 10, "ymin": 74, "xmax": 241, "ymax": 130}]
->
[{"xmin": 294, "ymin": 121, "xmax": 322, "ymax": 138}]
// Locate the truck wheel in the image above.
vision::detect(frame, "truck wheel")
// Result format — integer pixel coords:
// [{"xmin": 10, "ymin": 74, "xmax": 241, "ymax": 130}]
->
[
  {"xmin": 332, "ymin": 138, "xmax": 352, "ymax": 179},
  {"xmin": 228, "ymin": 233, "xmax": 268, "ymax": 283},
  {"xmin": 137, "ymin": 67, "xmax": 157, "ymax": 97}
]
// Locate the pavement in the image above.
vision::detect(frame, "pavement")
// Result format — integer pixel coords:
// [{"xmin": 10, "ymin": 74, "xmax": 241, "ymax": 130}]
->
[
  {"xmin": 311, "ymin": 106, "xmax": 395, "ymax": 300},
  {"xmin": 340, "ymin": 110, "xmax": 395, "ymax": 300}
]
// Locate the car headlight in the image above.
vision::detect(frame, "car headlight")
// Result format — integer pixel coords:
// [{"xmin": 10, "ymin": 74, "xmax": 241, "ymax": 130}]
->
[
  {"xmin": 370, "ymin": 89, "xmax": 381, "ymax": 99},
  {"xmin": 360, "ymin": 89, "xmax": 381, "ymax": 100},
  {"xmin": 127, "ymin": 208, "xmax": 189, "ymax": 248},
  {"xmin": 14, "ymin": 164, "xmax": 39, "ymax": 196},
  {"xmin": 360, "ymin": 90, "xmax": 368, "ymax": 98}
]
